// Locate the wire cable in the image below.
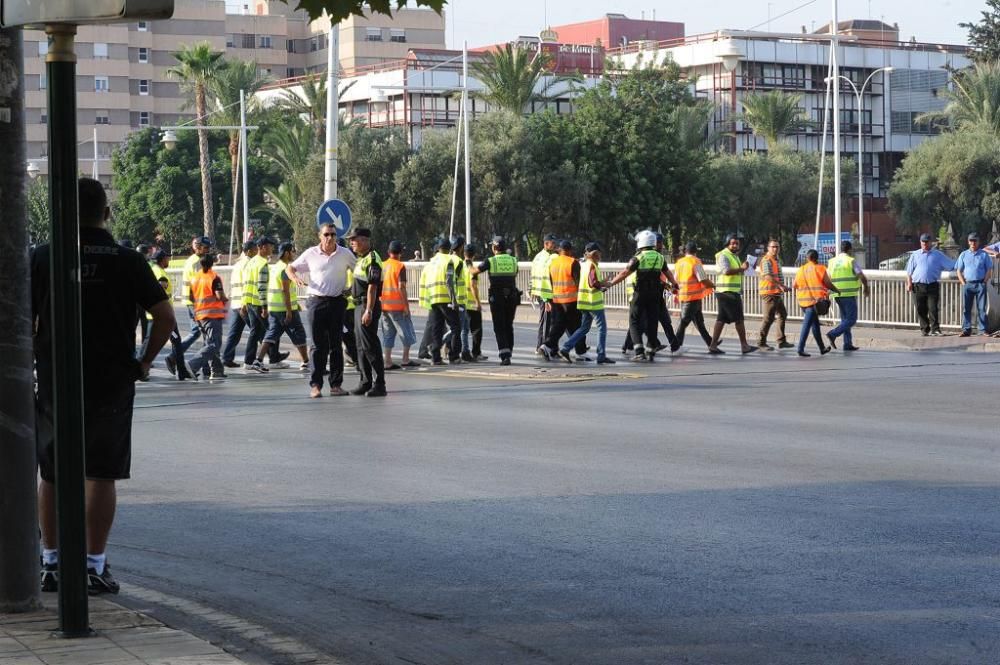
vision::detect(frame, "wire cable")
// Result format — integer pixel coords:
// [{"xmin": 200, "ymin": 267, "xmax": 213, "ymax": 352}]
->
[{"xmin": 745, "ymin": 0, "xmax": 822, "ymax": 32}]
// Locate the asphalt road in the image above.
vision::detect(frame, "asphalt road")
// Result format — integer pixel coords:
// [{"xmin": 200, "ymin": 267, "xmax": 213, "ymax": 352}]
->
[{"xmin": 110, "ymin": 315, "xmax": 1000, "ymax": 665}]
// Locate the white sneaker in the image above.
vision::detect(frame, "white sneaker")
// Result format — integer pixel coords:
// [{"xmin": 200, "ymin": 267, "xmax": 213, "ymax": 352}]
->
[
  {"xmin": 298, "ymin": 362, "xmax": 309, "ymax": 371},
  {"xmin": 269, "ymin": 361, "xmax": 289, "ymax": 369},
  {"xmin": 246, "ymin": 361, "xmax": 269, "ymax": 373}
]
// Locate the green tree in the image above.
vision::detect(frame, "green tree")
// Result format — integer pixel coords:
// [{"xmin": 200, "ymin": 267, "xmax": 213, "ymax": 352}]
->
[
  {"xmin": 917, "ymin": 61, "xmax": 1000, "ymax": 134},
  {"xmin": 168, "ymin": 42, "xmax": 227, "ymax": 239},
  {"xmin": 277, "ymin": 73, "xmax": 327, "ymax": 143},
  {"xmin": 471, "ymin": 44, "xmax": 579, "ymax": 115},
  {"xmin": 392, "ymin": 129, "xmax": 458, "ymax": 253},
  {"xmin": 961, "ymin": 0, "xmax": 1000, "ymax": 63},
  {"xmin": 25, "ymin": 178, "xmax": 50, "ymax": 245},
  {"xmin": 739, "ymin": 90, "xmax": 812, "ymax": 150},
  {"xmin": 278, "ymin": 0, "xmax": 445, "ymax": 22},
  {"xmin": 338, "ymin": 123, "xmax": 411, "ymax": 236}
]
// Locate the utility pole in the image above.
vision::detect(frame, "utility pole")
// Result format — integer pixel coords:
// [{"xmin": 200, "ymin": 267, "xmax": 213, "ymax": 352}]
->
[
  {"xmin": 324, "ymin": 20, "xmax": 339, "ymax": 200},
  {"xmin": 0, "ymin": 25, "xmax": 42, "ymax": 615}
]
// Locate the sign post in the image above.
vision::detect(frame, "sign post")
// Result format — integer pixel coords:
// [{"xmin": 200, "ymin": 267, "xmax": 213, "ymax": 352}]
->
[{"xmin": 316, "ymin": 198, "xmax": 352, "ymax": 239}]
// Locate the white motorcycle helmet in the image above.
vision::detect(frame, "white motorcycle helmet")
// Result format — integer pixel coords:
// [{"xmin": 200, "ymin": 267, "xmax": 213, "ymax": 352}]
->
[{"xmin": 635, "ymin": 230, "xmax": 657, "ymax": 249}]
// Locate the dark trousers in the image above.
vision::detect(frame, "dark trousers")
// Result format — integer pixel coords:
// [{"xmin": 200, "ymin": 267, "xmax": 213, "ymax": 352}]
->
[
  {"xmin": 243, "ymin": 305, "xmax": 267, "ymax": 365},
  {"xmin": 624, "ymin": 300, "xmax": 676, "ymax": 350},
  {"xmin": 536, "ymin": 299, "xmax": 551, "ymax": 350},
  {"xmin": 343, "ymin": 314, "xmax": 358, "ymax": 365},
  {"xmin": 180, "ymin": 305, "xmax": 202, "ymax": 352},
  {"xmin": 798, "ymin": 305, "xmax": 825, "ymax": 353},
  {"xmin": 628, "ymin": 292, "xmax": 662, "ymax": 351},
  {"xmin": 429, "ymin": 304, "xmax": 462, "ymax": 361},
  {"xmin": 355, "ymin": 303, "xmax": 385, "ymax": 388},
  {"xmin": 307, "ymin": 296, "xmax": 346, "ymax": 389},
  {"xmin": 489, "ymin": 288, "xmax": 519, "ymax": 359},
  {"xmin": 222, "ymin": 307, "xmax": 247, "ymax": 363},
  {"xmin": 465, "ymin": 308, "xmax": 483, "ymax": 356},
  {"xmin": 675, "ymin": 300, "xmax": 713, "ymax": 349},
  {"xmin": 759, "ymin": 295, "xmax": 788, "ymax": 344},
  {"xmin": 418, "ymin": 315, "xmax": 434, "ymax": 357},
  {"xmin": 545, "ymin": 302, "xmax": 586, "ymax": 354},
  {"xmin": 912, "ymin": 282, "xmax": 940, "ymax": 334}
]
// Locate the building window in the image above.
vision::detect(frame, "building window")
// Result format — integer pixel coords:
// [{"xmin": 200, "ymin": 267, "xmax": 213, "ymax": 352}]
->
[
  {"xmin": 139, "ymin": 111, "xmax": 150, "ymax": 127},
  {"xmin": 366, "ymin": 28, "xmax": 382, "ymax": 42},
  {"xmin": 138, "ymin": 47, "xmax": 149, "ymax": 63},
  {"xmin": 226, "ymin": 34, "xmax": 235, "ymax": 48},
  {"xmin": 138, "ymin": 20, "xmax": 148, "ymax": 31},
  {"xmin": 259, "ymin": 35, "xmax": 272, "ymax": 49},
  {"xmin": 93, "ymin": 42, "xmax": 108, "ymax": 59},
  {"xmin": 95, "ymin": 111, "xmax": 110, "ymax": 125},
  {"xmin": 39, "ymin": 113, "xmax": 47, "ymax": 124},
  {"xmin": 240, "ymin": 33, "xmax": 255, "ymax": 49},
  {"xmin": 39, "ymin": 73, "xmax": 47, "ymax": 90},
  {"xmin": 390, "ymin": 29, "xmax": 406, "ymax": 43},
  {"xmin": 139, "ymin": 79, "xmax": 150, "ymax": 95},
  {"xmin": 95, "ymin": 76, "xmax": 110, "ymax": 93},
  {"xmin": 309, "ymin": 36, "xmax": 318, "ymax": 52}
]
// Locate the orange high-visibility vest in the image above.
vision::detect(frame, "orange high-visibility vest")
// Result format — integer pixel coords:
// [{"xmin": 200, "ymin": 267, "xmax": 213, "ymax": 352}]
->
[
  {"xmin": 381, "ymin": 257, "xmax": 407, "ymax": 312},
  {"xmin": 794, "ymin": 262, "xmax": 829, "ymax": 308},
  {"xmin": 549, "ymin": 255, "xmax": 578, "ymax": 304},
  {"xmin": 759, "ymin": 255, "xmax": 783, "ymax": 296},
  {"xmin": 191, "ymin": 270, "xmax": 227, "ymax": 321},
  {"xmin": 675, "ymin": 255, "xmax": 710, "ymax": 303}
]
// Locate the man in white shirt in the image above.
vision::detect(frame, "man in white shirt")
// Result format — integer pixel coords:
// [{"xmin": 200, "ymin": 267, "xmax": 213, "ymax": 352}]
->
[{"xmin": 287, "ymin": 223, "xmax": 357, "ymax": 398}]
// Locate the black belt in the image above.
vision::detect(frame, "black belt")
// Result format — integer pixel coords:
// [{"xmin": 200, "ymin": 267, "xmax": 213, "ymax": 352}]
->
[{"xmin": 312, "ymin": 294, "xmax": 345, "ymax": 300}]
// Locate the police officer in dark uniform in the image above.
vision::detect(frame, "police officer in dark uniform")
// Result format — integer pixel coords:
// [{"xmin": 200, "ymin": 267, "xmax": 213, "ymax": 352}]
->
[
  {"xmin": 346, "ymin": 228, "xmax": 387, "ymax": 397},
  {"xmin": 472, "ymin": 236, "xmax": 521, "ymax": 365}
]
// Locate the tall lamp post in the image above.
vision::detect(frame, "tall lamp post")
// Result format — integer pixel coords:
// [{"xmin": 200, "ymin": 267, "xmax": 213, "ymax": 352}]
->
[{"xmin": 826, "ymin": 66, "xmax": 893, "ymax": 266}]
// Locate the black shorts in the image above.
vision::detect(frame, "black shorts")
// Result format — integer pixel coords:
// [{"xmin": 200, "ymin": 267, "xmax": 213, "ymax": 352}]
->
[
  {"xmin": 716, "ymin": 292, "xmax": 745, "ymax": 324},
  {"xmin": 36, "ymin": 382, "xmax": 136, "ymax": 482}
]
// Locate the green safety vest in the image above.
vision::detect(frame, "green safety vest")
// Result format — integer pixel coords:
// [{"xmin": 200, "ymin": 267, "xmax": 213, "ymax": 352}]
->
[
  {"xmin": 346, "ymin": 270, "xmax": 355, "ymax": 311},
  {"xmin": 530, "ymin": 250, "xmax": 554, "ymax": 300},
  {"xmin": 487, "ymin": 253, "xmax": 518, "ymax": 278},
  {"xmin": 714, "ymin": 248, "xmax": 742, "ymax": 294},
  {"xmin": 148, "ymin": 262, "xmax": 171, "ymax": 321},
  {"xmin": 828, "ymin": 254, "xmax": 860, "ymax": 299},
  {"xmin": 243, "ymin": 255, "xmax": 267, "ymax": 307},
  {"xmin": 577, "ymin": 260, "xmax": 604, "ymax": 311},
  {"xmin": 266, "ymin": 260, "xmax": 299, "ymax": 313},
  {"xmin": 420, "ymin": 252, "xmax": 466, "ymax": 307},
  {"xmin": 353, "ymin": 251, "xmax": 384, "ymax": 304},
  {"xmin": 625, "ymin": 272, "xmax": 636, "ymax": 300},
  {"xmin": 230, "ymin": 255, "xmax": 248, "ymax": 305},
  {"xmin": 181, "ymin": 253, "xmax": 200, "ymax": 306}
]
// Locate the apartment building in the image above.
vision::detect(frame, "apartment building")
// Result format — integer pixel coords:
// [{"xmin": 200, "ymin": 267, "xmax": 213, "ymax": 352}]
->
[{"xmin": 23, "ymin": 0, "xmax": 446, "ymax": 185}]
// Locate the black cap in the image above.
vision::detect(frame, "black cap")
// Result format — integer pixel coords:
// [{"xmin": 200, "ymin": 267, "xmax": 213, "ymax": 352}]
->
[
  {"xmin": 243, "ymin": 240, "xmax": 258, "ymax": 250},
  {"xmin": 388, "ymin": 240, "xmax": 404, "ymax": 253},
  {"xmin": 345, "ymin": 227, "xmax": 371, "ymax": 239},
  {"xmin": 256, "ymin": 235, "xmax": 275, "ymax": 246},
  {"xmin": 543, "ymin": 233, "xmax": 558, "ymax": 242},
  {"xmin": 919, "ymin": 233, "xmax": 933, "ymax": 242},
  {"xmin": 491, "ymin": 235, "xmax": 506, "ymax": 248},
  {"xmin": 278, "ymin": 241, "xmax": 295, "ymax": 255},
  {"xmin": 725, "ymin": 233, "xmax": 740, "ymax": 244},
  {"xmin": 685, "ymin": 240, "xmax": 700, "ymax": 253},
  {"xmin": 196, "ymin": 236, "xmax": 213, "ymax": 247},
  {"xmin": 584, "ymin": 241, "xmax": 602, "ymax": 254},
  {"xmin": 433, "ymin": 237, "xmax": 451, "ymax": 251},
  {"xmin": 450, "ymin": 234, "xmax": 465, "ymax": 249},
  {"xmin": 841, "ymin": 240, "xmax": 853, "ymax": 252},
  {"xmin": 464, "ymin": 243, "xmax": 477, "ymax": 255},
  {"xmin": 559, "ymin": 239, "xmax": 573, "ymax": 251},
  {"xmin": 151, "ymin": 249, "xmax": 170, "ymax": 261},
  {"xmin": 968, "ymin": 232, "xmax": 980, "ymax": 241}
]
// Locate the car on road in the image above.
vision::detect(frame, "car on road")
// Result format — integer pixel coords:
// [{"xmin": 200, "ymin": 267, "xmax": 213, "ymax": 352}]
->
[{"xmin": 879, "ymin": 251, "xmax": 915, "ymax": 270}]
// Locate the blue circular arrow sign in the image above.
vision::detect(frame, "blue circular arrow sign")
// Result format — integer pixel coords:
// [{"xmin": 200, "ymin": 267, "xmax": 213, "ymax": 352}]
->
[{"xmin": 316, "ymin": 199, "xmax": 352, "ymax": 238}]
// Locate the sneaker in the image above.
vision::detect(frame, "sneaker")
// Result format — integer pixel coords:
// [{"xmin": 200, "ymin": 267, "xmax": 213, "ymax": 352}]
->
[
  {"xmin": 575, "ymin": 355, "xmax": 592, "ymax": 362},
  {"xmin": 40, "ymin": 561, "xmax": 58, "ymax": 592},
  {"xmin": 269, "ymin": 361, "xmax": 290, "ymax": 369},
  {"xmin": 246, "ymin": 360, "xmax": 269, "ymax": 373},
  {"xmin": 350, "ymin": 384, "xmax": 372, "ymax": 396},
  {"xmin": 299, "ymin": 362, "xmax": 310, "ymax": 371},
  {"xmin": 535, "ymin": 347, "xmax": 546, "ymax": 356},
  {"xmin": 960, "ymin": 330, "xmax": 971, "ymax": 337},
  {"xmin": 500, "ymin": 357, "xmax": 511, "ymax": 366},
  {"xmin": 432, "ymin": 358, "xmax": 445, "ymax": 366},
  {"xmin": 310, "ymin": 386, "xmax": 323, "ymax": 399},
  {"xmin": 798, "ymin": 351, "xmax": 811, "ymax": 357},
  {"xmin": 778, "ymin": 341, "xmax": 795, "ymax": 349},
  {"xmin": 366, "ymin": 386, "xmax": 387, "ymax": 397},
  {"xmin": 418, "ymin": 351, "xmax": 432, "ymax": 360},
  {"xmin": 87, "ymin": 564, "xmax": 120, "ymax": 595},
  {"xmin": 475, "ymin": 354, "xmax": 489, "ymax": 361},
  {"xmin": 632, "ymin": 348, "xmax": 647, "ymax": 362},
  {"xmin": 164, "ymin": 356, "xmax": 177, "ymax": 376},
  {"xmin": 597, "ymin": 357, "xmax": 616, "ymax": 364},
  {"xmin": 208, "ymin": 372, "xmax": 226, "ymax": 380},
  {"xmin": 558, "ymin": 349, "xmax": 573, "ymax": 363},
  {"xmin": 820, "ymin": 346, "xmax": 832, "ymax": 355},
  {"xmin": 653, "ymin": 344, "xmax": 669, "ymax": 354},
  {"xmin": 540, "ymin": 346, "xmax": 554, "ymax": 361},
  {"xmin": 223, "ymin": 360, "xmax": 241, "ymax": 368},
  {"xmin": 344, "ymin": 357, "xmax": 357, "ymax": 367},
  {"xmin": 461, "ymin": 351, "xmax": 475, "ymax": 362},
  {"xmin": 930, "ymin": 330, "xmax": 942, "ymax": 336},
  {"xmin": 329, "ymin": 386, "xmax": 349, "ymax": 396},
  {"xmin": 843, "ymin": 345, "xmax": 860, "ymax": 351}
]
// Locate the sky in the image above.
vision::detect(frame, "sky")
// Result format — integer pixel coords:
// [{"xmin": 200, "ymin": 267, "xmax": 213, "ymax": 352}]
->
[{"xmin": 442, "ymin": 0, "xmax": 982, "ymax": 49}]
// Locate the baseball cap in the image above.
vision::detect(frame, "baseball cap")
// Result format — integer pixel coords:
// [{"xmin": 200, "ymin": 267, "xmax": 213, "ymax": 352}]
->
[
  {"xmin": 685, "ymin": 241, "xmax": 700, "ymax": 253},
  {"xmin": 968, "ymin": 232, "xmax": 980, "ymax": 241},
  {"xmin": 256, "ymin": 235, "xmax": 275, "ymax": 246},
  {"xmin": 433, "ymin": 237, "xmax": 451, "ymax": 251},
  {"xmin": 242, "ymin": 240, "xmax": 257, "ymax": 250},
  {"xmin": 196, "ymin": 236, "xmax": 213, "ymax": 247},
  {"xmin": 151, "ymin": 249, "xmax": 170, "ymax": 261},
  {"xmin": 345, "ymin": 227, "xmax": 371, "ymax": 239},
  {"xmin": 450, "ymin": 234, "xmax": 466, "ymax": 249},
  {"xmin": 559, "ymin": 239, "xmax": 573, "ymax": 251},
  {"xmin": 919, "ymin": 233, "xmax": 933, "ymax": 242},
  {"xmin": 725, "ymin": 233, "xmax": 740, "ymax": 244},
  {"xmin": 388, "ymin": 240, "xmax": 404, "ymax": 253},
  {"xmin": 543, "ymin": 233, "xmax": 558, "ymax": 242},
  {"xmin": 278, "ymin": 241, "xmax": 295, "ymax": 255},
  {"xmin": 584, "ymin": 241, "xmax": 602, "ymax": 254},
  {"xmin": 491, "ymin": 235, "xmax": 505, "ymax": 247}
]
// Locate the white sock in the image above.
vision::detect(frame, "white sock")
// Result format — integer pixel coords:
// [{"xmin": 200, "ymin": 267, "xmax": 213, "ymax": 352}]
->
[
  {"xmin": 87, "ymin": 553, "xmax": 106, "ymax": 575},
  {"xmin": 42, "ymin": 549, "xmax": 58, "ymax": 565}
]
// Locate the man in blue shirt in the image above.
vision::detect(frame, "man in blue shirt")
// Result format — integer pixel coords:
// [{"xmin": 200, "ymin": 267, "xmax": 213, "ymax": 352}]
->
[
  {"xmin": 954, "ymin": 233, "xmax": 993, "ymax": 336},
  {"xmin": 905, "ymin": 233, "xmax": 955, "ymax": 336}
]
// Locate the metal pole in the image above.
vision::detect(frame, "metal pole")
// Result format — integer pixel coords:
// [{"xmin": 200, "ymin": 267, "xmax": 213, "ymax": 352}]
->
[
  {"xmin": 0, "ymin": 25, "xmax": 41, "ymax": 615},
  {"xmin": 857, "ymin": 89, "xmax": 864, "ymax": 263},
  {"xmin": 831, "ymin": 0, "xmax": 842, "ymax": 251},
  {"xmin": 814, "ymin": 47, "xmax": 833, "ymax": 249},
  {"xmin": 240, "ymin": 89, "xmax": 250, "ymax": 243},
  {"xmin": 449, "ymin": 99, "xmax": 462, "ymax": 240},
  {"xmin": 45, "ymin": 23, "xmax": 91, "ymax": 637},
  {"xmin": 229, "ymin": 137, "xmax": 240, "ymax": 262},
  {"xmin": 92, "ymin": 127, "xmax": 98, "ymax": 181},
  {"xmin": 462, "ymin": 41, "xmax": 472, "ymax": 242},
  {"xmin": 324, "ymin": 21, "xmax": 339, "ymax": 200}
]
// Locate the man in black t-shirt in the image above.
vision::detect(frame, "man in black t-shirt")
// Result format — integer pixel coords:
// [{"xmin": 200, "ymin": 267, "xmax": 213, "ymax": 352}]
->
[
  {"xmin": 32, "ymin": 178, "xmax": 175, "ymax": 595},
  {"xmin": 346, "ymin": 228, "xmax": 387, "ymax": 397}
]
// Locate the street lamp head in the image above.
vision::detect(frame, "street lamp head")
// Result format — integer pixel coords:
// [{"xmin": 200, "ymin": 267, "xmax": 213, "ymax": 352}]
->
[
  {"xmin": 160, "ymin": 129, "xmax": 178, "ymax": 150},
  {"xmin": 715, "ymin": 39, "xmax": 742, "ymax": 73},
  {"xmin": 26, "ymin": 161, "xmax": 40, "ymax": 179},
  {"xmin": 882, "ymin": 66, "xmax": 895, "ymax": 73}
]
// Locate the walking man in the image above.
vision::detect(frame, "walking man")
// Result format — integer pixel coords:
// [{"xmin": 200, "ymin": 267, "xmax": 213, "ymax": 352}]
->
[
  {"xmin": 672, "ymin": 241, "xmax": 716, "ymax": 352},
  {"xmin": 472, "ymin": 236, "xmax": 520, "ymax": 365},
  {"xmin": 906, "ymin": 233, "xmax": 955, "ymax": 336},
  {"xmin": 187, "ymin": 253, "xmax": 229, "ymax": 380},
  {"xmin": 530, "ymin": 233, "xmax": 558, "ymax": 353},
  {"xmin": 257, "ymin": 242, "xmax": 310, "ymax": 371},
  {"xmin": 954, "ymin": 232, "xmax": 993, "ymax": 336},
  {"xmin": 794, "ymin": 249, "xmax": 839, "ymax": 357},
  {"xmin": 147, "ymin": 249, "xmax": 192, "ymax": 380},
  {"xmin": 381, "ymin": 240, "xmax": 419, "ymax": 369},
  {"xmin": 347, "ymin": 228, "xmax": 387, "ymax": 396},
  {"xmin": 242, "ymin": 236, "xmax": 274, "ymax": 373},
  {"xmin": 710, "ymin": 234, "xmax": 757, "ymax": 355},
  {"xmin": 756, "ymin": 239, "xmax": 793, "ymax": 350},
  {"xmin": 826, "ymin": 240, "xmax": 870, "ymax": 351},
  {"xmin": 222, "ymin": 240, "xmax": 258, "ymax": 367},
  {"xmin": 180, "ymin": 236, "xmax": 211, "ymax": 352},
  {"xmin": 420, "ymin": 238, "xmax": 465, "ymax": 365},
  {"xmin": 462, "ymin": 243, "xmax": 485, "ymax": 362},
  {"xmin": 33, "ymin": 178, "xmax": 175, "ymax": 594},
  {"xmin": 541, "ymin": 240, "xmax": 588, "ymax": 360},
  {"xmin": 287, "ymin": 223, "xmax": 356, "ymax": 398},
  {"xmin": 561, "ymin": 242, "xmax": 614, "ymax": 364}
]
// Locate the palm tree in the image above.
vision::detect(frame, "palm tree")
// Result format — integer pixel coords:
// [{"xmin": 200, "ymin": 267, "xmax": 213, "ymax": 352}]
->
[
  {"xmin": 168, "ymin": 42, "xmax": 226, "ymax": 238},
  {"xmin": 917, "ymin": 61, "xmax": 1000, "ymax": 133},
  {"xmin": 276, "ymin": 74, "xmax": 356, "ymax": 144},
  {"xmin": 739, "ymin": 90, "xmax": 812, "ymax": 150},
  {"xmin": 208, "ymin": 60, "xmax": 269, "ymax": 239},
  {"xmin": 470, "ymin": 44, "xmax": 580, "ymax": 115},
  {"xmin": 670, "ymin": 100, "xmax": 721, "ymax": 151}
]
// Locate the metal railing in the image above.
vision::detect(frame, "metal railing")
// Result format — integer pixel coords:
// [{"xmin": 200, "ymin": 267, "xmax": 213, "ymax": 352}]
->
[{"xmin": 167, "ymin": 257, "xmax": 1000, "ymax": 332}]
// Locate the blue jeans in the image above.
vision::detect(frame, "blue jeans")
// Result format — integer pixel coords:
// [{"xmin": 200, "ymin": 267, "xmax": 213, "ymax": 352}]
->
[
  {"xmin": 962, "ymin": 282, "xmax": 988, "ymax": 332},
  {"xmin": 828, "ymin": 297, "xmax": 857, "ymax": 347},
  {"xmin": 561, "ymin": 309, "xmax": 607, "ymax": 359},
  {"xmin": 797, "ymin": 306, "xmax": 825, "ymax": 353},
  {"xmin": 381, "ymin": 310, "xmax": 417, "ymax": 349},
  {"xmin": 221, "ymin": 307, "xmax": 246, "ymax": 363},
  {"xmin": 180, "ymin": 305, "xmax": 202, "ymax": 352},
  {"xmin": 189, "ymin": 318, "xmax": 224, "ymax": 377}
]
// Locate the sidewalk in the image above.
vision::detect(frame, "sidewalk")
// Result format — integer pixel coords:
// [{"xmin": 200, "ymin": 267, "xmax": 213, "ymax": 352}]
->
[{"xmin": 0, "ymin": 595, "xmax": 247, "ymax": 665}]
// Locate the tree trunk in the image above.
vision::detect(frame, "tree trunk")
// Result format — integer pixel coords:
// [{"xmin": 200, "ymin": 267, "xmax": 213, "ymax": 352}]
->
[
  {"xmin": 195, "ymin": 84, "xmax": 214, "ymax": 239},
  {"xmin": 0, "ymin": 26, "xmax": 42, "ymax": 613}
]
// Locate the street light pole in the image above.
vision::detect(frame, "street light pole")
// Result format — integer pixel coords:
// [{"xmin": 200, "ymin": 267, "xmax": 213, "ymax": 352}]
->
[
  {"xmin": 240, "ymin": 89, "xmax": 250, "ymax": 243},
  {"xmin": 462, "ymin": 41, "xmax": 472, "ymax": 242},
  {"xmin": 325, "ymin": 21, "xmax": 339, "ymax": 200},
  {"xmin": 831, "ymin": 0, "xmax": 842, "ymax": 253},
  {"xmin": 92, "ymin": 127, "xmax": 98, "ymax": 180}
]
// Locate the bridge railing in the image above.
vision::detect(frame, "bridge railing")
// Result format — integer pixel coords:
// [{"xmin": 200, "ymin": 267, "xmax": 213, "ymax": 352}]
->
[{"xmin": 168, "ymin": 258, "xmax": 1000, "ymax": 332}]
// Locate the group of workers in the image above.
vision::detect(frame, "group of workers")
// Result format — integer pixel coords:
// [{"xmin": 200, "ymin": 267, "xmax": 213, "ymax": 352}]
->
[{"xmin": 137, "ymin": 224, "xmax": 997, "ymax": 397}]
